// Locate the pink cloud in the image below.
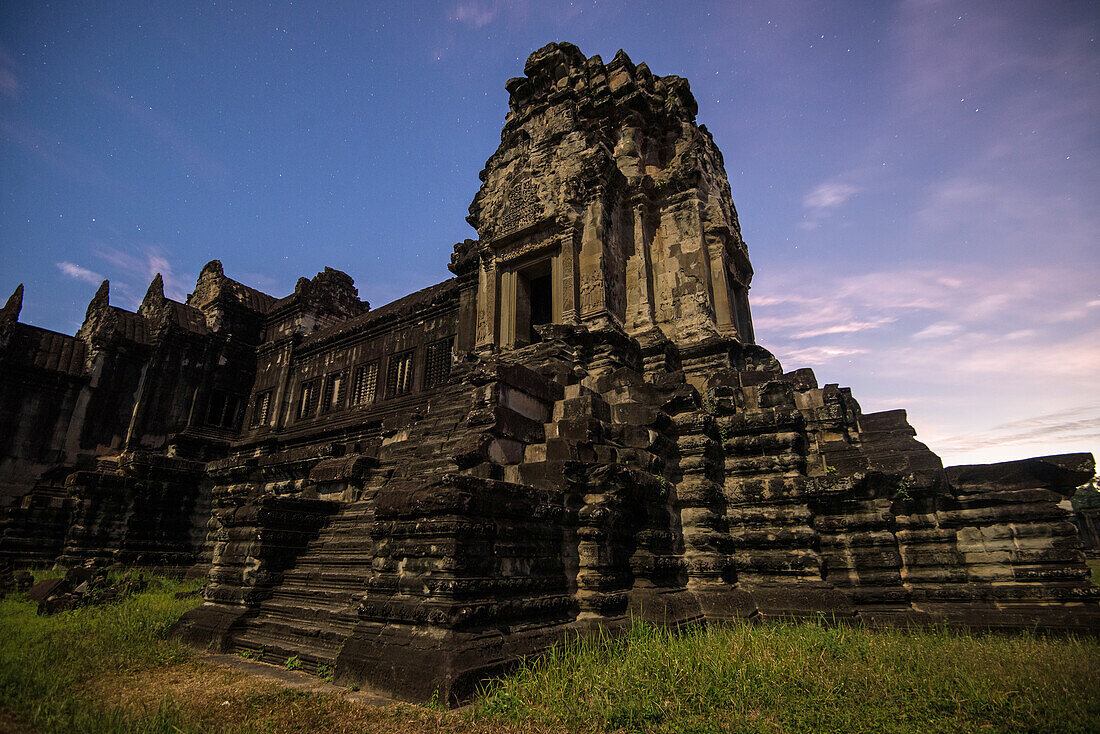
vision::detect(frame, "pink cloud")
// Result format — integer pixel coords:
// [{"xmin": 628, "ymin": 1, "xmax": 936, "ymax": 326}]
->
[
  {"xmin": 803, "ymin": 182, "xmax": 860, "ymax": 211},
  {"xmin": 57, "ymin": 262, "xmax": 103, "ymax": 285}
]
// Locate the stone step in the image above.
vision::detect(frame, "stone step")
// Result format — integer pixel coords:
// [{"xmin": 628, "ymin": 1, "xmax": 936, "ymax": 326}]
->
[
  {"xmin": 265, "ymin": 570, "xmax": 369, "ymax": 589},
  {"xmin": 722, "ymin": 431, "xmax": 805, "ymax": 456},
  {"xmin": 545, "ymin": 416, "xmax": 606, "ymax": 442},
  {"xmin": 239, "ymin": 615, "xmax": 351, "ymax": 646},
  {"xmin": 230, "ymin": 630, "xmax": 340, "ymax": 674},
  {"xmin": 553, "ymin": 393, "xmax": 611, "ymax": 422},
  {"xmin": 249, "ymin": 600, "xmax": 360, "ymax": 631},
  {"xmin": 279, "ymin": 564, "xmax": 374, "ymax": 581},
  {"xmin": 257, "ymin": 584, "xmax": 361, "ymax": 606}
]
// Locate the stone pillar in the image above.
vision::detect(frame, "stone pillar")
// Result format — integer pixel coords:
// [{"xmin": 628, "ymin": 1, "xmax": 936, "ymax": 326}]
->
[
  {"xmin": 733, "ymin": 284, "xmax": 755, "ymax": 344},
  {"xmin": 708, "ymin": 239, "xmax": 736, "ymax": 336},
  {"xmin": 498, "ymin": 268, "xmax": 517, "ymax": 348},
  {"xmin": 474, "ymin": 257, "xmax": 497, "ymax": 351},
  {"xmin": 578, "ymin": 197, "xmax": 609, "ymax": 324},
  {"xmin": 550, "ymin": 251, "xmax": 564, "ymax": 324},
  {"xmin": 559, "ymin": 227, "xmax": 579, "ymax": 324},
  {"xmin": 625, "ymin": 203, "xmax": 657, "ymax": 334}
]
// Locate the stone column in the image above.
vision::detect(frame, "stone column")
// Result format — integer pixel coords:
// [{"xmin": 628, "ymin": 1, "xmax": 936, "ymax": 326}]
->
[
  {"xmin": 558, "ymin": 228, "xmax": 579, "ymax": 324},
  {"xmin": 625, "ymin": 203, "xmax": 657, "ymax": 334},
  {"xmin": 474, "ymin": 257, "xmax": 498, "ymax": 350},
  {"xmin": 578, "ymin": 197, "xmax": 609, "ymax": 324},
  {"xmin": 498, "ymin": 268, "xmax": 517, "ymax": 348},
  {"xmin": 708, "ymin": 239, "xmax": 735, "ymax": 336}
]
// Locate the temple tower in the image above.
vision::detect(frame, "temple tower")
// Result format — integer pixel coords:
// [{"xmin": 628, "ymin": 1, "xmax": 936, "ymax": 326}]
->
[{"xmin": 460, "ymin": 43, "xmax": 754, "ymax": 360}]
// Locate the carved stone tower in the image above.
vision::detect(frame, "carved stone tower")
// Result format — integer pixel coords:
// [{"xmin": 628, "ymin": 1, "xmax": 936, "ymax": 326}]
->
[{"xmin": 462, "ymin": 43, "xmax": 754, "ymax": 364}]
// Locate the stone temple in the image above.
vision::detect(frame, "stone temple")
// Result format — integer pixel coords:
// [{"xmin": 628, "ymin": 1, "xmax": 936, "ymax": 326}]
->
[{"xmin": 1, "ymin": 43, "xmax": 1096, "ymax": 701}]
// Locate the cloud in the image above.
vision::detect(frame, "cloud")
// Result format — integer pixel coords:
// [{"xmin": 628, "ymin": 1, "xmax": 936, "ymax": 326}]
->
[
  {"xmin": 933, "ymin": 404, "xmax": 1100, "ymax": 453},
  {"xmin": 767, "ymin": 344, "xmax": 868, "ymax": 366},
  {"xmin": 790, "ymin": 319, "xmax": 896, "ymax": 339},
  {"xmin": 950, "ymin": 329, "xmax": 1100, "ymax": 380},
  {"xmin": 449, "ymin": 0, "xmax": 535, "ymax": 30},
  {"xmin": 57, "ymin": 262, "xmax": 104, "ymax": 285},
  {"xmin": 752, "ymin": 262, "xmax": 1100, "ymax": 393},
  {"xmin": 800, "ymin": 179, "xmax": 862, "ymax": 230},
  {"xmin": 912, "ymin": 321, "xmax": 962, "ymax": 340},
  {"xmin": 803, "ymin": 182, "xmax": 860, "ymax": 211},
  {"xmin": 452, "ymin": 1, "xmax": 499, "ymax": 28},
  {"xmin": 93, "ymin": 244, "xmax": 193, "ymax": 307},
  {"xmin": 755, "ymin": 263, "xmax": 1096, "ymax": 352},
  {"xmin": 751, "ymin": 260, "xmax": 1100, "ymax": 465}
]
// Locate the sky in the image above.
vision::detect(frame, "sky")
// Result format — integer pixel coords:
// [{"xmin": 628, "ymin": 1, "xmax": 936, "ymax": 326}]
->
[{"xmin": 1, "ymin": 1, "xmax": 1097, "ymax": 468}]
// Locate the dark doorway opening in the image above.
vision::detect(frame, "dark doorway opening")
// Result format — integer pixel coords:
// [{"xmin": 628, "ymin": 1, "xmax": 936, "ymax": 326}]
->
[{"xmin": 528, "ymin": 273, "xmax": 553, "ymax": 343}]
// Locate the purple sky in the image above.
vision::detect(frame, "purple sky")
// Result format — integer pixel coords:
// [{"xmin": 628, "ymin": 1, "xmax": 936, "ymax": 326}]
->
[{"xmin": 1, "ymin": 1, "xmax": 1097, "ymax": 468}]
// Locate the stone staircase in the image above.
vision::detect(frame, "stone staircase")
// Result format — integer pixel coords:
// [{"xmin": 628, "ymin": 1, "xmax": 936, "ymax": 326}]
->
[
  {"xmin": 226, "ymin": 501, "xmax": 375, "ymax": 673},
  {"xmin": 507, "ymin": 370, "xmax": 689, "ymax": 619}
]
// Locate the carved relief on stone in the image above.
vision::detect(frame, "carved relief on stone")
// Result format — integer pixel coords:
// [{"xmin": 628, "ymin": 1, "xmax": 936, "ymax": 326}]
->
[
  {"xmin": 495, "ymin": 231, "xmax": 557, "ymax": 265},
  {"xmin": 498, "ymin": 179, "xmax": 541, "ymax": 237}
]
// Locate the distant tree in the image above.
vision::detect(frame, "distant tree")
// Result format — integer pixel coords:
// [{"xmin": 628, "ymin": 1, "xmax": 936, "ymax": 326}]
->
[{"xmin": 1071, "ymin": 475, "xmax": 1100, "ymax": 511}]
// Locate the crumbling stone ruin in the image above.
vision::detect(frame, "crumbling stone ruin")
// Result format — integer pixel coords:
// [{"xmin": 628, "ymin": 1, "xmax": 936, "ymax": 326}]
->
[
  {"xmin": 23, "ymin": 561, "xmax": 150, "ymax": 615},
  {"xmin": 1, "ymin": 42, "xmax": 1096, "ymax": 702}
]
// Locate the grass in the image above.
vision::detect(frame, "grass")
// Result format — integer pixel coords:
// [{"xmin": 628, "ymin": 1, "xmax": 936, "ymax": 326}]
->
[
  {"xmin": 1, "ymin": 574, "xmax": 1098, "ymax": 733},
  {"xmin": 0, "ymin": 572, "xmax": 205, "ymax": 732},
  {"xmin": 470, "ymin": 620, "xmax": 1100, "ymax": 733},
  {"xmin": 1088, "ymin": 558, "xmax": 1100, "ymax": 586},
  {"xmin": 0, "ymin": 577, "xmax": 531, "ymax": 734}
]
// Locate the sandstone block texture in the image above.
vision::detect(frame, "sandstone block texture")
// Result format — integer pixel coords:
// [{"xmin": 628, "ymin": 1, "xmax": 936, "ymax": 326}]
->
[{"xmin": 2, "ymin": 43, "xmax": 1096, "ymax": 703}]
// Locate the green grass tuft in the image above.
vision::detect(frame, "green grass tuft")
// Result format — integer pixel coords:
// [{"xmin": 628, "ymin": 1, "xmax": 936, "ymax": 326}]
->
[
  {"xmin": 0, "ymin": 574, "xmax": 204, "ymax": 732},
  {"xmin": 470, "ymin": 618, "xmax": 1100, "ymax": 733}
]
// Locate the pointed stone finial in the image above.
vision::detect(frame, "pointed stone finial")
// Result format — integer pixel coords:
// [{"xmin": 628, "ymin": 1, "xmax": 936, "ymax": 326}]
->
[
  {"xmin": 611, "ymin": 48, "xmax": 635, "ymax": 72},
  {"xmin": 199, "ymin": 260, "xmax": 224, "ymax": 278},
  {"xmin": 1, "ymin": 284, "xmax": 23, "ymax": 323},
  {"xmin": 139, "ymin": 273, "xmax": 165, "ymax": 318},
  {"xmin": 77, "ymin": 280, "xmax": 110, "ymax": 338},
  {"xmin": 145, "ymin": 273, "xmax": 164, "ymax": 303},
  {"xmin": 86, "ymin": 280, "xmax": 109, "ymax": 318}
]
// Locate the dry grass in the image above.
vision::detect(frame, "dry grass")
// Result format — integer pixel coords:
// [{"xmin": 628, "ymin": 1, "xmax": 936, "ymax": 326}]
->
[
  {"xmin": 84, "ymin": 660, "xmax": 565, "ymax": 734},
  {"xmin": 0, "ymin": 574, "xmax": 562, "ymax": 733}
]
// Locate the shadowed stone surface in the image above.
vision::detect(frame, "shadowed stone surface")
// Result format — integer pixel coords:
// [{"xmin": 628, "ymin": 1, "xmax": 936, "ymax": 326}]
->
[{"xmin": 2, "ymin": 42, "xmax": 1097, "ymax": 703}]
